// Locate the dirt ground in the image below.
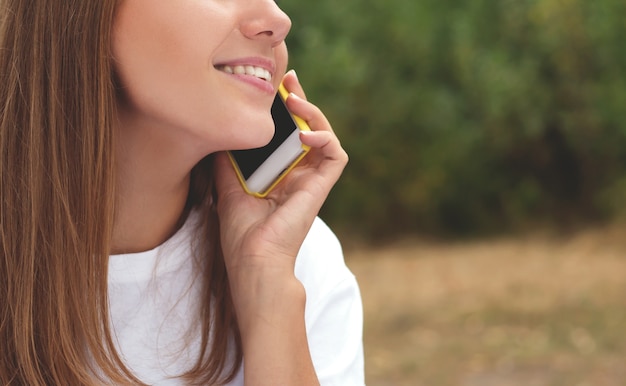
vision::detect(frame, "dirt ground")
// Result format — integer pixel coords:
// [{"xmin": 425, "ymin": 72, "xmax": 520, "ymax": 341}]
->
[{"xmin": 345, "ymin": 225, "xmax": 626, "ymax": 385}]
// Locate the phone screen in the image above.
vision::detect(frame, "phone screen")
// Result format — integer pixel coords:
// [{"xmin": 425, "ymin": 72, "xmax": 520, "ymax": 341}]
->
[{"xmin": 230, "ymin": 93, "xmax": 298, "ymax": 179}]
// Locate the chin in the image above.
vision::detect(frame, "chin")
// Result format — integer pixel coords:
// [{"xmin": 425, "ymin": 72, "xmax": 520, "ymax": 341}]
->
[
  {"xmin": 243, "ymin": 118, "xmax": 275, "ymax": 148},
  {"xmin": 230, "ymin": 128, "xmax": 275, "ymax": 150},
  {"xmin": 217, "ymin": 107, "xmax": 275, "ymax": 149},
  {"xmin": 242, "ymin": 133, "xmax": 275, "ymax": 150}
]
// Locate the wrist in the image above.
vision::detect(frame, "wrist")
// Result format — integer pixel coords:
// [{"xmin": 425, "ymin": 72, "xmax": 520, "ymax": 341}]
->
[
  {"xmin": 231, "ymin": 272, "xmax": 306, "ymax": 335},
  {"xmin": 231, "ymin": 277, "xmax": 318, "ymax": 385}
]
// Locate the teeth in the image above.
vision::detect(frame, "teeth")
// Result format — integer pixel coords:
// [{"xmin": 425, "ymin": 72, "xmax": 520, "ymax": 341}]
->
[{"xmin": 219, "ymin": 65, "xmax": 272, "ymax": 81}]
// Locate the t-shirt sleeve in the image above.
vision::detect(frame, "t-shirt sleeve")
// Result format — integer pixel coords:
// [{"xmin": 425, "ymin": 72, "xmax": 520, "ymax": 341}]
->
[{"xmin": 295, "ymin": 218, "xmax": 366, "ymax": 386}]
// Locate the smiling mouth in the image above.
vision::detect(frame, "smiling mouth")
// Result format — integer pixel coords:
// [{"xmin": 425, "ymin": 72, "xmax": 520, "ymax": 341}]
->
[{"xmin": 216, "ymin": 64, "xmax": 272, "ymax": 82}]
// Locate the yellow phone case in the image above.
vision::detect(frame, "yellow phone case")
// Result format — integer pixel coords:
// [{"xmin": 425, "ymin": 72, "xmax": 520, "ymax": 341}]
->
[{"xmin": 228, "ymin": 81, "xmax": 311, "ymax": 198}]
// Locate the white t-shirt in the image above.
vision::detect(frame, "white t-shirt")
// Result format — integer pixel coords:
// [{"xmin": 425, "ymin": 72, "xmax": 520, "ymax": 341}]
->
[{"xmin": 108, "ymin": 213, "xmax": 365, "ymax": 385}]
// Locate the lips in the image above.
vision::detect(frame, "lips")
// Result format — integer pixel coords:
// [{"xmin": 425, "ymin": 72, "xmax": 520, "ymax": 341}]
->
[{"xmin": 215, "ymin": 64, "xmax": 272, "ymax": 82}]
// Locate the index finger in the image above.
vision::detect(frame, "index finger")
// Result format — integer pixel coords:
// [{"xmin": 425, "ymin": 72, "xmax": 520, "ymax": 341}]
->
[{"xmin": 281, "ymin": 70, "xmax": 306, "ymax": 100}]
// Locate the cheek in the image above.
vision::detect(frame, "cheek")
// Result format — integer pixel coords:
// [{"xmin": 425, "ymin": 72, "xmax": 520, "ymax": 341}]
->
[
  {"xmin": 112, "ymin": 1, "xmax": 217, "ymax": 101},
  {"xmin": 112, "ymin": 5, "xmax": 217, "ymax": 129},
  {"xmin": 114, "ymin": 21, "xmax": 183, "ymax": 93},
  {"xmin": 274, "ymin": 44, "xmax": 289, "ymax": 86}
]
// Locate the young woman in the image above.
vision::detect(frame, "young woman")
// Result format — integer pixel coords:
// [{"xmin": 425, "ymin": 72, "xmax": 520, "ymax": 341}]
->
[{"xmin": 0, "ymin": 0, "xmax": 364, "ymax": 385}]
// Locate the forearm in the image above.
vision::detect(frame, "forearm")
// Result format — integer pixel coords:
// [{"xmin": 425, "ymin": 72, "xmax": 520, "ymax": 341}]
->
[{"xmin": 231, "ymin": 270, "xmax": 319, "ymax": 386}]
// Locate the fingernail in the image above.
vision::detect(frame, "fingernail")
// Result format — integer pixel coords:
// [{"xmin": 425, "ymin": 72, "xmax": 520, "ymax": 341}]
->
[{"xmin": 288, "ymin": 69, "xmax": 298, "ymax": 80}]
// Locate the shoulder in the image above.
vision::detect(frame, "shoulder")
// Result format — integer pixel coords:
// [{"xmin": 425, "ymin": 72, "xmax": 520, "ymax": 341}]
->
[
  {"xmin": 295, "ymin": 217, "xmax": 352, "ymax": 292},
  {"xmin": 295, "ymin": 217, "xmax": 365, "ymax": 385}
]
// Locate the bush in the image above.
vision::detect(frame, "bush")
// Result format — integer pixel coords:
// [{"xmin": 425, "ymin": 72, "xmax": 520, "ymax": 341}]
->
[{"xmin": 280, "ymin": 0, "xmax": 626, "ymax": 240}]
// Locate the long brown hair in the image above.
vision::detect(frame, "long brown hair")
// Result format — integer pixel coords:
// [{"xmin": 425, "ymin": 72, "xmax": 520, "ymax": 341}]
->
[{"xmin": 0, "ymin": 1, "xmax": 240, "ymax": 384}]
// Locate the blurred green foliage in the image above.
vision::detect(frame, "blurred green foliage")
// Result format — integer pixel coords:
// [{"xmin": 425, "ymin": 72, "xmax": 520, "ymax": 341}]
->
[{"xmin": 280, "ymin": 0, "xmax": 626, "ymax": 240}]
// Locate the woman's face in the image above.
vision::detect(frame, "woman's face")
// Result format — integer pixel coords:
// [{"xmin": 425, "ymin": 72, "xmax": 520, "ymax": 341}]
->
[{"xmin": 112, "ymin": 0, "xmax": 291, "ymax": 153}]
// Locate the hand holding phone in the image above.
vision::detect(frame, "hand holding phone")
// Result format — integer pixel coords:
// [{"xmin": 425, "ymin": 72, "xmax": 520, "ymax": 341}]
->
[
  {"xmin": 228, "ymin": 81, "xmax": 311, "ymax": 197},
  {"xmin": 213, "ymin": 70, "xmax": 349, "ymax": 386}
]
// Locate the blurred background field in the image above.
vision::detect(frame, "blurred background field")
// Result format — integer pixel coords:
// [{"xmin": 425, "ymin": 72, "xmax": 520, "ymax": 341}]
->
[
  {"xmin": 347, "ymin": 228, "xmax": 626, "ymax": 385},
  {"xmin": 279, "ymin": 0, "xmax": 626, "ymax": 384}
]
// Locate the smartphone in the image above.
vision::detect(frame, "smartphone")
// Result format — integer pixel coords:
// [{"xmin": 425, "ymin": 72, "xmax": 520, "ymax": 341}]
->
[{"xmin": 227, "ymin": 82, "xmax": 311, "ymax": 197}]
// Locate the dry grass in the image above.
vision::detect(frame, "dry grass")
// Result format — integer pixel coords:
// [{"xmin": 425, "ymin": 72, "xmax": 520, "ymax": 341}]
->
[{"xmin": 346, "ymin": 225, "xmax": 626, "ymax": 385}]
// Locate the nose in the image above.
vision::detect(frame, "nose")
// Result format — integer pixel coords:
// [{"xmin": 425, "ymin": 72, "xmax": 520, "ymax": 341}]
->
[{"xmin": 239, "ymin": 0, "xmax": 292, "ymax": 46}]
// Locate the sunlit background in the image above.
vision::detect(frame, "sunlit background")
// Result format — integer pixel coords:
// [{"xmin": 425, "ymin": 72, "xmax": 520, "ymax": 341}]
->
[{"xmin": 281, "ymin": 0, "xmax": 626, "ymax": 384}]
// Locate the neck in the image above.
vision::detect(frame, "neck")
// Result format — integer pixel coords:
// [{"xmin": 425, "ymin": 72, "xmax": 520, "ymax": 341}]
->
[
  {"xmin": 111, "ymin": 112, "xmax": 206, "ymax": 255},
  {"xmin": 111, "ymin": 170, "xmax": 190, "ymax": 255}
]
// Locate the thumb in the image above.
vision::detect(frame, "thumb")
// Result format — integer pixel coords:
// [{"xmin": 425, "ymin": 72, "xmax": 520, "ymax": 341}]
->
[{"xmin": 213, "ymin": 151, "xmax": 245, "ymax": 198}]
